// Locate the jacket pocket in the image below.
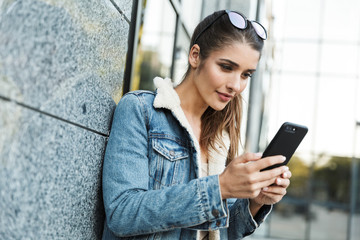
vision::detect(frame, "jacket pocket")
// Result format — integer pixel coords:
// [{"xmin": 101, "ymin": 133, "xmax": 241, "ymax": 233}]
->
[{"xmin": 149, "ymin": 137, "xmax": 190, "ymax": 189}]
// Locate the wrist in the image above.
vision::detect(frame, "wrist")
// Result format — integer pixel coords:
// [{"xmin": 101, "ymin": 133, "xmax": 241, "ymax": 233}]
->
[
  {"xmin": 249, "ymin": 199, "xmax": 264, "ymax": 217},
  {"xmin": 219, "ymin": 173, "xmax": 230, "ymax": 199}
]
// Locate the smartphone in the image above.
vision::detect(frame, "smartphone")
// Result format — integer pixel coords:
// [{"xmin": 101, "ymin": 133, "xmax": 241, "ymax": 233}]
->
[{"xmin": 261, "ymin": 122, "xmax": 308, "ymax": 171}]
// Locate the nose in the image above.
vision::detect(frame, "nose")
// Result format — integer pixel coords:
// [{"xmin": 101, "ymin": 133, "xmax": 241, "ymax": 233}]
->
[{"xmin": 227, "ymin": 76, "xmax": 243, "ymax": 93}]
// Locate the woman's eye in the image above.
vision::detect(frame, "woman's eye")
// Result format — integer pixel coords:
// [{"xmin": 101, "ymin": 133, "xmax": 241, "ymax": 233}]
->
[
  {"xmin": 220, "ymin": 64, "xmax": 232, "ymax": 71},
  {"xmin": 243, "ymin": 73, "xmax": 252, "ymax": 79}
]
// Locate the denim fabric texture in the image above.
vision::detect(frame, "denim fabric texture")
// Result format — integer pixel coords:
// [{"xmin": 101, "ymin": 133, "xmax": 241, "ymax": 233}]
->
[{"xmin": 102, "ymin": 78, "xmax": 271, "ymax": 240}]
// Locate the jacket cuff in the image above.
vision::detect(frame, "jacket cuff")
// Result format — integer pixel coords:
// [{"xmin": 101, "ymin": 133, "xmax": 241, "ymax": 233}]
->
[
  {"xmin": 189, "ymin": 175, "xmax": 228, "ymax": 230},
  {"xmin": 228, "ymin": 198, "xmax": 272, "ymax": 238},
  {"xmin": 249, "ymin": 200, "xmax": 272, "ymax": 226}
]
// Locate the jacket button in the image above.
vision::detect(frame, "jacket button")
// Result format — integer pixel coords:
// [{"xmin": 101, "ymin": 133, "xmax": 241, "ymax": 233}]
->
[
  {"xmin": 169, "ymin": 150, "xmax": 175, "ymax": 156},
  {"xmin": 216, "ymin": 220, "xmax": 221, "ymax": 227},
  {"xmin": 212, "ymin": 209, "xmax": 220, "ymax": 218}
]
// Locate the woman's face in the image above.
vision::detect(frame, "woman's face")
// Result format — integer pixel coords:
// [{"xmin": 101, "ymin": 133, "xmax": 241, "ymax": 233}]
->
[{"xmin": 193, "ymin": 42, "xmax": 260, "ymax": 111}]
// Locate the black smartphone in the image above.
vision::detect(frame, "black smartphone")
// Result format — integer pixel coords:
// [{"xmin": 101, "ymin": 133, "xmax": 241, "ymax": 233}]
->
[{"xmin": 261, "ymin": 122, "xmax": 308, "ymax": 171}]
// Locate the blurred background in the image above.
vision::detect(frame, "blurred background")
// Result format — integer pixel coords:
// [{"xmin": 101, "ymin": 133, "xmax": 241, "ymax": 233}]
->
[{"xmin": 125, "ymin": 0, "xmax": 360, "ymax": 239}]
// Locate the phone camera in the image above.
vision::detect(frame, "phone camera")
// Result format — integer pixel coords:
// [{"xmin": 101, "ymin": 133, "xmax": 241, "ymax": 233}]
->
[{"xmin": 285, "ymin": 125, "xmax": 296, "ymax": 133}]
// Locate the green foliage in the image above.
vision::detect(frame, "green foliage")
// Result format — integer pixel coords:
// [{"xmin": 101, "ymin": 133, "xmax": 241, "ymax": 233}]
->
[
  {"xmin": 138, "ymin": 50, "xmax": 161, "ymax": 91},
  {"xmin": 313, "ymin": 156, "xmax": 352, "ymax": 204},
  {"xmin": 287, "ymin": 155, "xmax": 355, "ymax": 205},
  {"xmin": 287, "ymin": 155, "xmax": 310, "ymax": 198}
]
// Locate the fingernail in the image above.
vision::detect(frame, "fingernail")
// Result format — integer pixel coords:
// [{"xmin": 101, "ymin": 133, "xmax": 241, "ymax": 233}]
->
[
  {"xmin": 276, "ymin": 178, "xmax": 281, "ymax": 184},
  {"xmin": 263, "ymin": 187, "xmax": 269, "ymax": 191},
  {"xmin": 255, "ymin": 152, "xmax": 263, "ymax": 158},
  {"xmin": 282, "ymin": 156, "xmax": 286, "ymax": 161},
  {"xmin": 283, "ymin": 172, "xmax": 288, "ymax": 178}
]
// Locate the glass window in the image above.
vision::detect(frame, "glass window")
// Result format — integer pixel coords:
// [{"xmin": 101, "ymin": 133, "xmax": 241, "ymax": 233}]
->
[
  {"xmin": 275, "ymin": 42, "xmax": 319, "ymax": 74},
  {"xmin": 273, "ymin": 0, "xmax": 322, "ymax": 40},
  {"xmin": 320, "ymin": 43, "xmax": 358, "ymax": 76},
  {"xmin": 132, "ymin": 0, "xmax": 176, "ymax": 91},
  {"xmin": 310, "ymin": 154, "xmax": 351, "ymax": 240},
  {"xmin": 180, "ymin": 0, "xmax": 202, "ymax": 33},
  {"xmin": 252, "ymin": 0, "xmax": 360, "ymax": 239},
  {"xmin": 315, "ymin": 77, "xmax": 357, "ymax": 156},
  {"xmin": 265, "ymin": 73, "xmax": 316, "ymax": 153},
  {"xmin": 351, "ymin": 154, "xmax": 360, "ymax": 240},
  {"xmin": 172, "ymin": 24, "xmax": 190, "ymax": 85},
  {"xmin": 358, "ymin": 48, "xmax": 360, "ymax": 80},
  {"xmin": 265, "ymin": 153, "xmax": 312, "ymax": 240},
  {"xmin": 267, "ymin": 199, "xmax": 308, "ymax": 239},
  {"xmin": 171, "ymin": 0, "xmax": 203, "ymax": 85},
  {"xmin": 322, "ymin": 0, "xmax": 360, "ymax": 42}
]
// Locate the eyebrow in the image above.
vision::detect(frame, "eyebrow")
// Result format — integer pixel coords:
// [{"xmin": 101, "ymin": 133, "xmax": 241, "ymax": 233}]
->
[{"xmin": 219, "ymin": 58, "xmax": 256, "ymax": 72}]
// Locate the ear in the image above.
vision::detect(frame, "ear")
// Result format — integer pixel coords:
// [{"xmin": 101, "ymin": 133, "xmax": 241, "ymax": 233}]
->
[{"xmin": 188, "ymin": 44, "xmax": 201, "ymax": 68}]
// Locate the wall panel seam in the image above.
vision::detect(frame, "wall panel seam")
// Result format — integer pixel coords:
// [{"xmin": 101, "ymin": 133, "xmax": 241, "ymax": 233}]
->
[{"xmin": 0, "ymin": 95, "xmax": 109, "ymax": 138}]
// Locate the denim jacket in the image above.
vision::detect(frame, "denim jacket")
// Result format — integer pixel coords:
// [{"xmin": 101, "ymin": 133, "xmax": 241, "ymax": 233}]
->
[{"xmin": 102, "ymin": 77, "xmax": 271, "ymax": 240}]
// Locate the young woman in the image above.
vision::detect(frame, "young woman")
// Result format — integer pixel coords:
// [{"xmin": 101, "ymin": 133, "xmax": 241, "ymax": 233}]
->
[{"xmin": 102, "ymin": 10, "xmax": 291, "ymax": 240}]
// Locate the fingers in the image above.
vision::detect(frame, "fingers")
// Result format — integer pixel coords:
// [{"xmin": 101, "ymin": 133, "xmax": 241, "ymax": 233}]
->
[
  {"xmin": 257, "ymin": 177, "xmax": 290, "ymax": 204},
  {"xmin": 257, "ymin": 173, "xmax": 290, "ymax": 202},
  {"xmin": 262, "ymin": 184, "xmax": 287, "ymax": 196},
  {"xmin": 252, "ymin": 178, "xmax": 278, "ymax": 193},
  {"xmin": 254, "ymin": 165, "xmax": 289, "ymax": 184},
  {"xmin": 262, "ymin": 177, "xmax": 290, "ymax": 194},
  {"xmin": 239, "ymin": 155, "xmax": 289, "ymax": 186},
  {"xmin": 254, "ymin": 155, "xmax": 286, "ymax": 172},
  {"xmin": 282, "ymin": 170, "xmax": 292, "ymax": 179},
  {"xmin": 233, "ymin": 152, "xmax": 263, "ymax": 164},
  {"xmin": 233, "ymin": 153, "xmax": 286, "ymax": 173},
  {"xmin": 274, "ymin": 177, "xmax": 290, "ymax": 188},
  {"xmin": 221, "ymin": 153, "xmax": 291, "ymax": 200},
  {"xmin": 260, "ymin": 190, "xmax": 286, "ymax": 203}
]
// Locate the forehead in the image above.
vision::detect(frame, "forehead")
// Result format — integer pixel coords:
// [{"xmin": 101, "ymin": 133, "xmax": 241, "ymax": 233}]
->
[{"xmin": 208, "ymin": 42, "xmax": 260, "ymax": 68}]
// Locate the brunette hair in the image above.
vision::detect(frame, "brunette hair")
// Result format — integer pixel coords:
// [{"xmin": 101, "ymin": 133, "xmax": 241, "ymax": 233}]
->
[{"xmin": 184, "ymin": 10, "xmax": 265, "ymax": 165}]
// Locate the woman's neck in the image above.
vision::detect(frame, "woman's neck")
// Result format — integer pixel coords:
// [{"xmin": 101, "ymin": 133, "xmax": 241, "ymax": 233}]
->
[
  {"xmin": 175, "ymin": 77, "xmax": 208, "ymax": 120},
  {"xmin": 175, "ymin": 76, "xmax": 210, "ymax": 163}
]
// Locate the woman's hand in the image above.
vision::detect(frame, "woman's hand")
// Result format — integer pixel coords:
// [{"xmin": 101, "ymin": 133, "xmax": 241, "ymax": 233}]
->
[
  {"xmin": 251, "ymin": 169, "xmax": 291, "ymax": 206},
  {"xmin": 219, "ymin": 152, "xmax": 289, "ymax": 200},
  {"xmin": 248, "ymin": 169, "xmax": 291, "ymax": 216}
]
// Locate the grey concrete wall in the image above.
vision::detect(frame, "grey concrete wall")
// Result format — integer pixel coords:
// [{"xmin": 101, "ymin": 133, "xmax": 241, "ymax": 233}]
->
[{"xmin": 0, "ymin": 0, "xmax": 132, "ymax": 239}]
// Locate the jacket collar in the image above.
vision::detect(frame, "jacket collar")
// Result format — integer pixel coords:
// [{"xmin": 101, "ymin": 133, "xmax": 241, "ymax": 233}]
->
[
  {"xmin": 153, "ymin": 77, "xmax": 181, "ymax": 111},
  {"xmin": 153, "ymin": 77, "xmax": 230, "ymax": 176}
]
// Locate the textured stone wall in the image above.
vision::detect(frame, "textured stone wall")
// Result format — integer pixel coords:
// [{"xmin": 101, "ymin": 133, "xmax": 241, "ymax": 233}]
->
[{"xmin": 0, "ymin": 0, "xmax": 132, "ymax": 239}]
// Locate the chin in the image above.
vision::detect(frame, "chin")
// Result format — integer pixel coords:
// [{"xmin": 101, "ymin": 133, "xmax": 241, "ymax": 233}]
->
[{"xmin": 210, "ymin": 103, "xmax": 227, "ymax": 111}]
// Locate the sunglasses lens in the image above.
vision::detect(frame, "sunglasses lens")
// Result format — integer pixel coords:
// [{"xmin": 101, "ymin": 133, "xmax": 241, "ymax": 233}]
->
[
  {"xmin": 228, "ymin": 12, "xmax": 246, "ymax": 29},
  {"xmin": 251, "ymin": 21, "xmax": 267, "ymax": 40}
]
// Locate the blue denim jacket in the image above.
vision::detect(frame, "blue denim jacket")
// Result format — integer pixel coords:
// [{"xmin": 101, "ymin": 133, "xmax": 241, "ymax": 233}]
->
[{"xmin": 102, "ymin": 78, "xmax": 271, "ymax": 240}]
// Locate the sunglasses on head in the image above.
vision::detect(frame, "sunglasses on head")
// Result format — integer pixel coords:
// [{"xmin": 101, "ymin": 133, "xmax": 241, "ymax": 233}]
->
[{"xmin": 193, "ymin": 10, "xmax": 267, "ymax": 44}]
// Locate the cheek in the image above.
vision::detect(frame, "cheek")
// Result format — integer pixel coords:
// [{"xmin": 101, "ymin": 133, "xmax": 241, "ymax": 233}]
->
[
  {"xmin": 199, "ymin": 67, "xmax": 222, "ymax": 90},
  {"xmin": 239, "ymin": 79, "xmax": 249, "ymax": 93},
  {"xmin": 208, "ymin": 68, "xmax": 228, "ymax": 89},
  {"xmin": 197, "ymin": 62, "xmax": 229, "ymax": 94}
]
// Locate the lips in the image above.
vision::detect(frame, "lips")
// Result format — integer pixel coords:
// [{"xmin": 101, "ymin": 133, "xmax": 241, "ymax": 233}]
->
[{"xmin": 216, "ymin": 91, "xmax": 233, "ymax": 102}]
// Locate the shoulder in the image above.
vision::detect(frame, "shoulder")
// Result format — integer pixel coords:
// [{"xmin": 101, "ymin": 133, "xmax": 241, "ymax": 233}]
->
[
  {"xmin": 120, "ymin": 90, "xmax": 155, "ymax": 103},
  {"xmin": 116, "ymin": 90, "xmax": 155, "ymax": 111},
  {"xmin": 112, "ymin": 91, "xmax": 155, "ymax": 122}
]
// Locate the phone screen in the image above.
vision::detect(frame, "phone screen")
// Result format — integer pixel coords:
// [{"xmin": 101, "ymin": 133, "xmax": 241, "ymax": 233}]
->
[{"xmin": 261, "ymin": 122, "xmax": 308, "ymax": 171}]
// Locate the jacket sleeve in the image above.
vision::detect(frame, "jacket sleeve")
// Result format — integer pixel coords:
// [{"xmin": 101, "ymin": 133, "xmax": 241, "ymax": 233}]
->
[
  {"xmin": 226, "ymin": 198, "xmax": 272, "ymax": 239},
  {"xmin": 102, "ymin": 93, "xmax": 229, "ymax": 238}
]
